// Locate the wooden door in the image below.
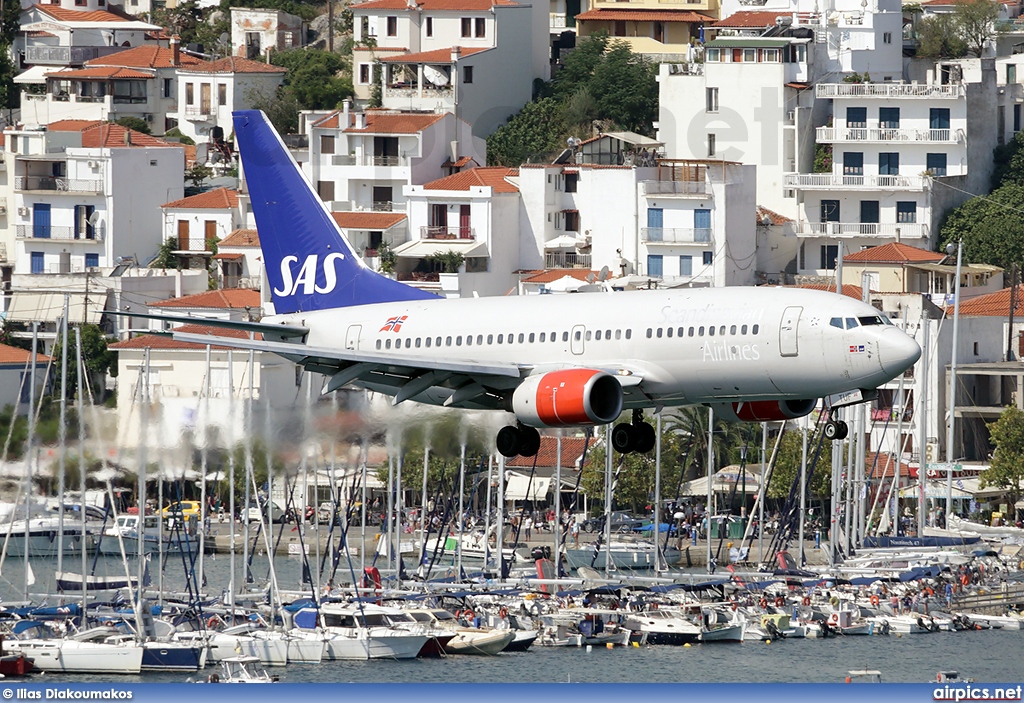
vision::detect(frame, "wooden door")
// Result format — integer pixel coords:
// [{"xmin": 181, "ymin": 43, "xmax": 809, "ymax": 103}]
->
[{"xmin": 177, "ymin": 220, "xmax": 189, "ymax": 251}]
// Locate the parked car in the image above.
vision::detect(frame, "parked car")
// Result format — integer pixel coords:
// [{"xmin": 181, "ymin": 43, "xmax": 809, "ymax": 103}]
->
[
  {"xmin": 162, "ymin": 501, "xmax": 201, "ymax": 520},
  {"xmin": 245, "ymin": 500, "xmax": 286, "ymax": 524},
  {"xmin": 581, "ymin": 511, "xmax": 645, "ymax": 533}
]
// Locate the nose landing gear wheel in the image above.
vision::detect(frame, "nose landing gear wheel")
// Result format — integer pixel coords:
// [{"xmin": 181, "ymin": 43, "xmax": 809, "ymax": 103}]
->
[{"xmin": 824, "ymin": 420, "xmax": 850, "ymax": 441}]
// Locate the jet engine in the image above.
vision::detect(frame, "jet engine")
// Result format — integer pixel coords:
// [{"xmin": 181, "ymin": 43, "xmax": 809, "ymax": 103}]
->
[
  {"xmin": 512, "ymin": 369, "xmax": 623, "ymax": 428},
  {"xmin": 712, "ymin": 399, "xmax": 817, "ymax": 423}
]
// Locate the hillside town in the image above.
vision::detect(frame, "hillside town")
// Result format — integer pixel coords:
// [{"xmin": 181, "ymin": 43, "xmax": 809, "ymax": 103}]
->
[{"xmin": 0, "ymin": 0, "xmax": 1023, "ymax": 557}]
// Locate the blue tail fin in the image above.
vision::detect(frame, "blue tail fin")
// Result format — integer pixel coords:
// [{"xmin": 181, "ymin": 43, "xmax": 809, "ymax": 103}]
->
[{"xmin": 233, "ymin": 110, "xmax": 436, "ymax": 314}]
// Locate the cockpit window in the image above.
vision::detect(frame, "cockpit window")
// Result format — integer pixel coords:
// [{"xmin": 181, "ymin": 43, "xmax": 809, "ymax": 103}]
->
[
  {"xmin": 845, "ymin": 317, "xmax": 859, "ymax": 329},
  {"xmin": 858, "ymin": 316, "xmax": 885, "ymax": 326},
  {"xmin": 830, "ymin": 317, "xmax": 843, "ymax": 329}
]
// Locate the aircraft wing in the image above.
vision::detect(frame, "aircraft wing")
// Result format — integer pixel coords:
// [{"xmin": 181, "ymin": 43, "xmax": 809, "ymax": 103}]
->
[{"xmin": 115, "ymin": 311, "xmax": 308, "ymax": 339}]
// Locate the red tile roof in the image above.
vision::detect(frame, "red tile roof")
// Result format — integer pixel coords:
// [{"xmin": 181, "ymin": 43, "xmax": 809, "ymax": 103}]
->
[
  {"xmin": 219, "ymin": 229, "xmax": 260, "ymax": 247},
  {"xmin": 792, "ymin": 283, "xmax": 865, "ymax": 299},
  {"xmin": 423, "ymin": 167, "xmax": 519, "ymax": 193},
  {"xmin": 353, "ymin": 0, "xmax": 517, "ymax": 10},
  {"xmin": 505, "ymin": 435, "xmax": 599, "ymax": 469},
  {"xmin": 0, "ymin": 343, "xmax": 50, "ymax": 365},
  {"xmin": 521, "ymin": 269, "xmax": 599, "ymax": 284},
  {"xmin": 86, "ymin": 45, "xmax": 207, "ymax": 69},
  {"xmin": 46, "ymin": 119, "xmax": 101, "ymax": 132},
  {"xmin": 756, "ymin": 205, "xmax": 791, "ymax": 226},
  {"xmin": 149, "ymin": 289, "xmax": 261, "ymax": 309},
  {"xmin": 843, "ymin": 242, "xmax": 945, "ymax": 264},
  {"xmin": 110, "ymin": 324, "xmax": 260, "ymax": 351},
  {"xmin": 380, "ymin": 46, "xmax": 490, "ymax": 63},
  {"xmin": 951, "ymin": 284, "xmax": 1024, "ymax": 317},
  {"xmin": 714, "ymin": 10, "xmax": 789, "ymax": 26},
  {"xmin": 331, "ymin": 212, "xmax": 407, "ymax": 229},
  {"xmin": 180, "ymin": 56, "xmax": 286, "ymax": 73},
  {"xmin": 865, "ymin": 452, "xmax": 914, "ymax": 479},
  {"xmin": 162, "ymin": 187, "xmax": 239, "ymax": 210},
  {"xmin": 33, "ymin": 4, "xmax": 129, "ymax": 22},
  {"xmin": 80, "ymin": 122, "xmax": 179, "ymax": 149},
  {"xmin": 46, "ymin": 66, "xmax": 153, "ymax": 80},
  {"xmin": 576, "ymin": 9, "xmax": 711, "ymax": 22},
  {"xmin": 344, "ymin": 111, "xmax": 447, "ymax": 134}
]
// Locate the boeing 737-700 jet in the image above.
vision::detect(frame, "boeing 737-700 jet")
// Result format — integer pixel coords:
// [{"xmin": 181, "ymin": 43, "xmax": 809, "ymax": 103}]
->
[{"xmin": 152, "ymin": 110, "xmax": 922, "ymax": 458}]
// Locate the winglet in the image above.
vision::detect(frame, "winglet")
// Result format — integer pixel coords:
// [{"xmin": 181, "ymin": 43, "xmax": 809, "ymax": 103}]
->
[{"xmin": 233, "ymin": 110, "xmax": 437, "ymax": 314}]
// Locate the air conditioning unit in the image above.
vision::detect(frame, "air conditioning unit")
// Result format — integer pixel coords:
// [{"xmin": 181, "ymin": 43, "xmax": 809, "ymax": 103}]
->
[
  {"xmin": 17, "ymin": 207, "xmax": 29, "ymax": 217},
  {"xmin": 144, "ymin": 114, "xmax": 154, "ymax": 123},
  {"xmin": 87, "ymin": 160, "xmax": 99, "ymax": 168}
]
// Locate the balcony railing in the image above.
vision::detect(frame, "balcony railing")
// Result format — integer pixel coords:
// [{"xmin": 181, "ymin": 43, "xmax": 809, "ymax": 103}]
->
[
  {"xmin": 384, "ymin": 86, "xmax": 453, "ymax": 99},
  {"xmin": 545, "ymin": 251, "xmax": 592, "ymax": 269},
  {"xmin": 15, "ymin": 176, "xmax": 103, "ymax": 193},
  {"xmin": 372, "ymin": 201, "xmax": 407, "ymax": 212},
  {"xmin": 184, "ymin": 105, "xmax": 212, "ymax": 119},
  {"xmin": 816, "ymin": 127, "xmax": 964, "ymax": 143},
  {"xmin": 331, "ymin": 154, "xmax": 409, "ymax": 167},
  {"xmin": 16, "ymin": 225, "xmax": 101, "ymax": 241},
  {"xmin": 25, "ymin": 46, "xmax": 124, "ymax": 65},
  {"xmin": 795, "ymin": 222, "xmax": 930, "ymax": 238},
  {"xmin": 641, "ymin": 227, "xmax": 712, "ymax": 244},
  {"xmin": 815, "ymin": 83, "xmax": 965, "ymax": 98},
  {"xmin": 642, "ymin": 180, "xmax": 708, "ymax": 196},
  {"xmin": 420, "ymin": 226, "xmax": 475, "ymax": 240},
  {"xmin": 783, "ymin": 173, "xmax": 927, "ymax": 190}
]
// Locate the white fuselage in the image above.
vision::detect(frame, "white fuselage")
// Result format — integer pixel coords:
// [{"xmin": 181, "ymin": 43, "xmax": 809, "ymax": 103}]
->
[{"xmin": 268, "ymin": 286, "xmax": 919, "ymax": 410}]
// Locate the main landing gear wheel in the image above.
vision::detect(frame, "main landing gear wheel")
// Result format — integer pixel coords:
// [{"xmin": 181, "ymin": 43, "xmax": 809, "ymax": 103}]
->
[
  {"xmin": 496, "ymin": 425, "xmax": 542, "ymax": 458},
  {"xmin": 612, "ymin": 415, "xmax": 657, "ymax": 454},
  {"xmin": 824, "ymin": 420, "xmax": 849, "ymax": 441},
  {"xmin": 611, "ymin": 423, "xmax": 635, "ymax": 453}
]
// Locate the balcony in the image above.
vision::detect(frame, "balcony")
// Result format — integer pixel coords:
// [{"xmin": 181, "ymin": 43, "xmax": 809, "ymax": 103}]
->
[
  {"xmin": 184, "ymin": 105, "xmax": 213, "ymax": 121},
  {"xmin": 25, "ymin": 46, "xmax": 105, "ymax": 65},
  {"xmin": 816, "ymin": 127, "xmax": 965, "ymax": 143},
  {"xmin": 373, "ymin": 201, "xmax": 407, "ymax": 212},
  {"xmin": 642, "ymin": 180, "xmax": 708, "ymax": 196},
  {"xmin": 783, "ymin": 173, "xmax": 928, "ymax": 190},
  {"xmin": 330, "ymin": 154, "xmax": 410, "ymax": 167},
  {"xmin": 815, "ymin": 83, "xmax": 965, "ymax": 99},
  {"xmin": 545, "ymin": 251, "xmax": 592, "ymax": 268},
  {"xmin": 419, "ymin": 226, "xmax": 475, "ymax": 240},
  {"xmin": 641, "ymin": 227, "xmax": 712, "ymax": 244},
  {"xmin": 793, "ymin": 222, "xmax": 930, "ymax": 238},
  {"xmin": 16, "ymin": 225, "xmax": 102, "ymax": 241},
  {"xmin": 15, "ymin": 176, "xmax": 104, "ymax": 193},
  {"xmin": 384, "ymin": 86, "xmax": 453, "ymax": 100}
]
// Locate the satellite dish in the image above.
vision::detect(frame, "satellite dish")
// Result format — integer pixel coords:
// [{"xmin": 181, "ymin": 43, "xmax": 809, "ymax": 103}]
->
[
  {"xmin": 423, "ymin": 65, "xmax": 449, "ymax": 86},
  {"xmin": 586, "ymin": 273, "xmax": 596, "ymax": 284},
  {"xmin": 88, "ymin": 211, "xmax": 101, "ymax": 225},
  {"xmin": 598, "ymin": 265, "xmax": 610, "ymax": 282}
]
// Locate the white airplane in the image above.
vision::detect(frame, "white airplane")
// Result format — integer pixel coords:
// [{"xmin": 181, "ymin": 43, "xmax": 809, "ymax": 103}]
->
[{"xmin": 156, "ymin": 110, "xmax": 921, "ymax": 458}]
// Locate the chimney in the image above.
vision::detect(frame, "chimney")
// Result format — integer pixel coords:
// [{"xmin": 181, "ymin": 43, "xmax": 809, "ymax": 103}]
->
[
  {"xmin": 355, "ymin": 112, "xmax": 367, "ymax": 129},
  {"xmin": 170, "ymin": 35, "xmax": 180, "ymax": 66},
  {"xmin": 451, "ymin": 46, "xmax": 461, "ymax": 64},
  {"xmin": 342, "ymin": 98, "xmax": 351, "ymax": 128}
]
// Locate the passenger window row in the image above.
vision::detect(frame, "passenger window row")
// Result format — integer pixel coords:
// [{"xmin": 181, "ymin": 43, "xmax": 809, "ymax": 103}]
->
[
  {"xmin": 374, "ymin": 328, "xmax": 634, "ymax": 350},
  {"xmin": 645, "ymin": 324, "xmax": 760, "ymax": 339}
]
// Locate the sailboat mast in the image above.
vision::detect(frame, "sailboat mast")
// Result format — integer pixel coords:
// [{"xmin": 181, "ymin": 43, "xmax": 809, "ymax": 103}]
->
[
  {"xmin": 138, "ymin": 347, "xmax": 150, "ymax": 611},
  {"xmin": 197, "ymin": 344, "xmax": 211, "ymax": 593},
  {"xmin": 24, "ymin": 321, "xmax": 38, "ymax": 599},
  {"xmin": 57, "ymin": 295, "xmax": 69, "ymax": 577},
  {"xmin": 76, "ymin": 327, "xmax": 88, "ymax": 624}
]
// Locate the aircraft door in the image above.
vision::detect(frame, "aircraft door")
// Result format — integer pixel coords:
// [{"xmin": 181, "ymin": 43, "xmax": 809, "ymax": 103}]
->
[
  {"xmin": 570, "ymin": 324, "xmax": 585, "ymax": 355},
  {"xmin": 345, "ymin": 325, "xmax": 362, "ymax": 350},
  {"xmin": 779, "ymin": 306, "xmax": 802, "ymax": 357}
]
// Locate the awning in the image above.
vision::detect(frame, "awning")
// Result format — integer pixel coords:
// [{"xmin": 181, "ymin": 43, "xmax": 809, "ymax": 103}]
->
[
  {"xmin": 213, "ymin": 252, "xmax": 243, "ymax": 260},
  {"xmin": 899, "ymin": 481, "xmax": 972, "ymax": 499},
  {"xmin": 14, "ymin": 65, "xmax": 50, "ymax": 84},
  {"xmin": 6, "ymin": 291, "xmax": 104, "ymax": 324},
  {"xmin": 505, "ymin": 472, "xmax": 552, "ymax": 501},
  {"xmin": 545, "ymin": 235, "xmax": 585, "ymax": 250},
  {"xmin": 392, "ymin": 239, "xmax": 489, "ymax": 258}
]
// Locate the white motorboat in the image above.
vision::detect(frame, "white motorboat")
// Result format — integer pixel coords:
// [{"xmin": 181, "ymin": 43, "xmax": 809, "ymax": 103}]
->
[
  {"xmin": 201, "ymin": 656, "xmax": 276, "ymax": 683},
  {"xmin": 251, "ymin": 629, "xmax": 324, "ymax": 663},
  {"xmin": 175, "ymin": 625, "xmax": 289, "ymax": 667},
  {"xmin": 9, "ymin": 637, "xmax": 144, "ymax": 674},
  {"xmin": 444, "ymin": 628, "xmax": 514, "ymax": 655},
  {"xmin": 292, "ymin": 603, "xmax": 427, "ymax": 660},
  {"xmin": 623, "ymin": 610, "xmax": 701, "ymax": 645}
]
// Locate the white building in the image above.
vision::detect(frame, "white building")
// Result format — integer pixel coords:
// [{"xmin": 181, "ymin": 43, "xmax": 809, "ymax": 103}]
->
[
  {"xmin": 160, "ymin": 188, "xmax": 242, "ymax": 269},
  {"xmin": 351, "ymin": 0, "xmax": 549, "ymax": 136},
  {"xmin": 214, "ymin": 228, "xmax": 263, "ymax": 290},
  {"xmin": 516, "ymin": 160, "xmax": 757, "ymax": 288},
  {"xmin": 230, "ymin": 8, "xmax": 306, "ymax": 60},
  {"xmin": 15, "ymin": 3, "xmax": 161, "ymax": 87},
  {"xmin": 331, "ymin": 212, "xmax": 409, "ymax": 272},
  {"xmin": 305, "ymin": 105, "xmax": 485, "ymax": 213},
  {"xmin": 23, "ymin": 41, "xmax": 207, "ymax": 134},
  {"xmin": 171, "ymin": 56, "xmax": 287, "ymax": 147},
  {"xmin": 401, "ymin": 167, "xmax": 520, "ymax": 297},
  {"xmin": 5, "ymin": 120, "xmax": 184, "ymax": 280}
]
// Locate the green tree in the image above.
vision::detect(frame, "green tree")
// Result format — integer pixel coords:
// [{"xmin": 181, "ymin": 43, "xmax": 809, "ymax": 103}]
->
[
  {"xmin": 0, "ymin": 0, "xmax": 21, "ymax": 109},
  {"xmin": 767, "ymin": 427, "xmax": 833, "ymax": 500},
  {"xmin": 247, "ymin": 84, "xmax": 302, "ymax": 134},
  {"xmin": 164, "ymin": 127, "xmax": 196, "ymax": 146},
  {"xmin": 939, "ymin": 183, "xmax": 1024, "ymax": 268},
  {"xmin": 49, "ymin": 324, "xmax": 117, "ymax": 401},
  {"xmin": 589, "ymin": 42, "xmax": 658, "ymax": 134},
  {"xmin": 219, "ymin": 0, "xmax": 323, "ymax": 21},
  {"xmin": 151, "ymin": 236, "xmax": 180, "ymax": 270},
  {"xmin": 114, "ymin": 116, "xmax": 151, "ymax": 135},
  {"xmin": 983, "ymin": 405, "xmax": 1024, "ymax": 508},
  {"xmin": 954, "ymin": 0, "xmax": 1001, "ymax": 57},
  {"xmin": 185, "ymin": 163, "xmax": 213, "ymax": 187},
  {"xmin": 425, "ymin": 250, "xmax": 465, "ymax": 274},
  {"xmin": 269, "ymin": 48, "xmax": 353, "ymax": 111},
  {"xmin": 990, "ymin": 129, "xmax": 1024, "ymax": 188},
  {"xmin": 916, "ymin": 14, "xmax": 969, "ymax": 58},
  {"xmin": 551, "ymin": 34, "xmax": 609, "ymax": 101},
  {"xmin": 486, "ymin": 98, "xmax": 566, "ymax": 166}
]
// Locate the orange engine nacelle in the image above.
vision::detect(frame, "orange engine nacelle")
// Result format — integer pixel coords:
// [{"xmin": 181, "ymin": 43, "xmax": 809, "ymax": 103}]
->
[
  {"xmin": 512, "ymin": 369, "xmax": 623, "ymax": 428},
  {"xmin": 713, "ymin": 399, "xmax": 817, "ymax": 423}
]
